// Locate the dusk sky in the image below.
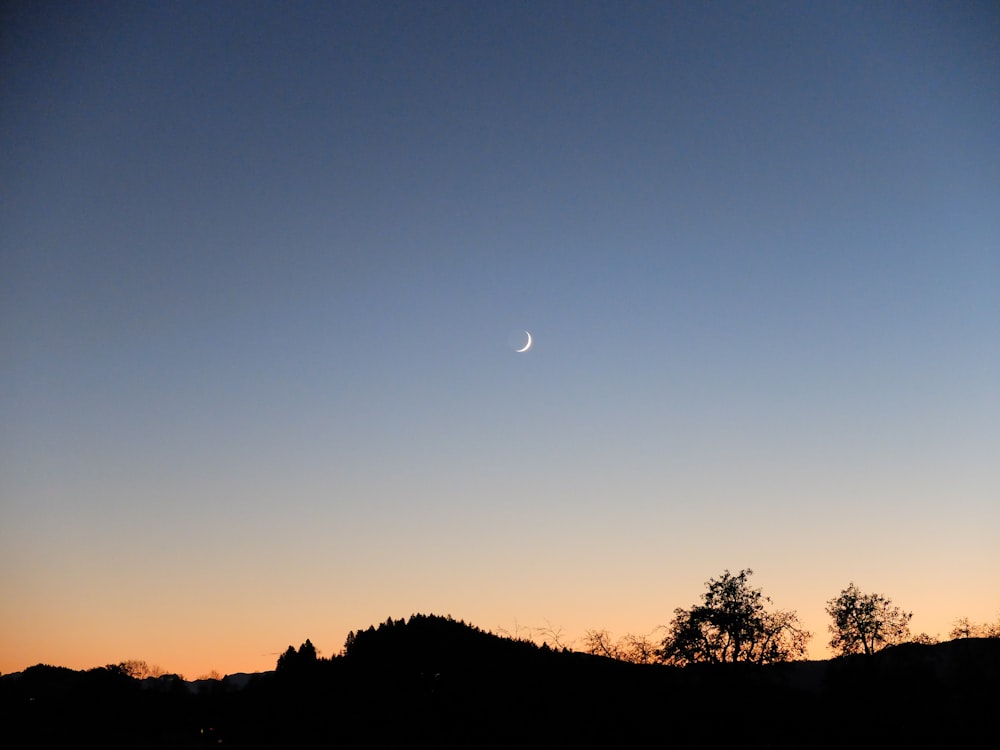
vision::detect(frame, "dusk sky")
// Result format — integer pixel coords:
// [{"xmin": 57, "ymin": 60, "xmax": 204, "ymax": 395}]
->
[{"xmin": 2, "ymin": 1, "xmax": 998, "ymax": 678}]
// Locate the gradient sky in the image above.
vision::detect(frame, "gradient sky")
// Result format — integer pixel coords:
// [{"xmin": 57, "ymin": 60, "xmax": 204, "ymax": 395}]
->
[{"xmin": 2, "ymin": 1, "xmax": 998, "ymax": 678}]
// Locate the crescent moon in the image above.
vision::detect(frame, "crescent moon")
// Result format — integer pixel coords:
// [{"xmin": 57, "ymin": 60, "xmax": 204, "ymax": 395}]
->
[{"xmin": 516, "ymin": 330, "xmax": 532, "ymax": 353}]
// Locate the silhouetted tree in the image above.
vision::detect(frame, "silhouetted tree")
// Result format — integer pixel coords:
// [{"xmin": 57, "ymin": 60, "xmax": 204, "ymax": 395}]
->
[
  {"xmin": 583, "ymin": 629, "xmax": 661, "ymax": 664},
  {"xmin": 658, "ymin": 568, "xmax": 811, "ymax": 665},
  {"xmin": 276, "ymin": 645, "xmax": 297, "ymax": 672},
  {"xmin": 275, "ymin": 639, "xmax": 319, "ymax": 672},
  {"xmin": 535, "ymin": 621, "xmax": 572, "ymax": 651},
  {"xmin": 299, "ymin": 638, "xmax": 318, "ymax": 661},
  {"xmin": 619, "ymin": 632, "xmax": 660, "ymax": 664},
  {"xmin": 583, "ymin": 629, "xmax": 622, "ymax": 659},
  {"xmin": 950, "ymin": 615, "xmax": 1000, "ymax": 639},
  {"xmin": 106, "ymin": 659, "xmax": 167, "ymax": 679},
  {"xmin": 950, "ymin": 616, "xmax": 976, "ymax": 639},
  {"xmin": 825, "ymin": 582, "xmax": 912, "ymax": 656},
  {"xmin": 343, "ymin": 630, "xmax": 357, "ymax": 655}
]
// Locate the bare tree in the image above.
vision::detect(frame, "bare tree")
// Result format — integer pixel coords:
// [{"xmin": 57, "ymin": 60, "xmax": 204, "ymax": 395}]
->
[
  {"xmin": 535, "ymin": 620, "xmax": 573, "ymax": 651},
  {"xmin": 618, "ymin": 631, "xmax": 661, "ymax": 665},
  {"xmin": 825, "ymin": 582, "xmax": 912, "ymax": 656},
  {"xmin": 950, "ymin": 615, "xmax": 1000, "ymax": 639},
  {"xmin": 658, "ymin": 568, "xmax": 811, "ymax": 666},
  {"xmin": 583, "ymin": 629, "xmax": 622, "ymax": 660},
  {"xmin": 583, "ymin": 628, "xmax": 662, "ymax": 664},
  {"xmin": 496, "ymin": 619, "xmax": 534, "ymax": 643},
  {"xmin": 949, "ymin": 617, "xmax": 975, "ymax": 639},
  {"xmin": 113, "ymin": 660, "xmax": 165, "ymax": 679}
]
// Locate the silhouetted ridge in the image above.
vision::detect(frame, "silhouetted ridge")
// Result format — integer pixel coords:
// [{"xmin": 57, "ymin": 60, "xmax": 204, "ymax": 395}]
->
[
  {"xmin": 343, "ymin": 614, "xmax": 551, "ymax": 671},
  {"xmin": 3, "ymin": 622, "xmax": 998, "ymax": 748}
]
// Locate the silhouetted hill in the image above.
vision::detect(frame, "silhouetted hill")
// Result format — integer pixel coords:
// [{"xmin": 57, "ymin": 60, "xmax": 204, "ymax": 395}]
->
[{"xmin": 2, "ymin": 615, "xmax": 998, "ymax": 748}]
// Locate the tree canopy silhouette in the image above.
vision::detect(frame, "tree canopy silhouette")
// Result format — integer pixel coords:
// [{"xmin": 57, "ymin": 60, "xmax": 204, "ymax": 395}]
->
[
  {"xmin": 658, "ymin": 568, "xmax": 811, "ymax": 666},
  {"xmin": 825, "ymin": 582, "xmax": 912, "ymax": 656},
  {"xmin": 275, "ymin": 638, "xmax": 319, "ymax": 673},
  {"xmin": 950, "ymin": 615, "xmax": 1000, "ymax": 639}
]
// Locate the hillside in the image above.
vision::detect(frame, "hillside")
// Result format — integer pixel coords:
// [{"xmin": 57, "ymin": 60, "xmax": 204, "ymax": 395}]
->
[{"xmin": 2, "ymin": 614, "xmax": 998, "ymax": 748}]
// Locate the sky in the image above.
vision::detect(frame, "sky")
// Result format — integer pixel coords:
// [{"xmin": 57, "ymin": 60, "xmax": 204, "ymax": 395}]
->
[{"xmin": 2, "ymin": 0, "xmax": 998, "ymax": 678}]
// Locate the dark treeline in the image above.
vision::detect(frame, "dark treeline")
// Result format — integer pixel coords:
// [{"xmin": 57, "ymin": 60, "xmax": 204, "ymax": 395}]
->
[
  {"xmin": 586, "ymin": 569, "xmax": 998, "ymax": 665},
  {"xmin": 3, "ymin": 613, "xmax": 999, "ymax": 748}
]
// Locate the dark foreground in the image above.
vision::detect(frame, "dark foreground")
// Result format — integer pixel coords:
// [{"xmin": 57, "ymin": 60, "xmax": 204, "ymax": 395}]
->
[{"xmin": 3, "ymin": 616, "xmax": 998, "ymax": 748}]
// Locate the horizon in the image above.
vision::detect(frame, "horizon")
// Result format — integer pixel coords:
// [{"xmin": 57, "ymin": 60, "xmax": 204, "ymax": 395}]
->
[
  {"xmin": 4, "ymin": 578, "xmax": 997, "ymax": 679},
  {"xmin": 6, "ymin": 604, "xmax": 1000, "ymax": 680},
  {"xmin": 2, "ymin": 2, "xmax": 998, "ymax": 682}
]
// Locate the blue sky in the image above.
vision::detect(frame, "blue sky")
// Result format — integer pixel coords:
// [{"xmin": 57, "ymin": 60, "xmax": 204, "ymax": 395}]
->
[{"xmin": 2, "ymin": 1, "xmax": 998, "ymax": 676}]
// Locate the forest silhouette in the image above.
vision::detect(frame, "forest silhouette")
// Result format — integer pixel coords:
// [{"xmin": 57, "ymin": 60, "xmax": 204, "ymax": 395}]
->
[{"xmin": 4, "ymin": 573, "xmax": 999, "ymax": 748}]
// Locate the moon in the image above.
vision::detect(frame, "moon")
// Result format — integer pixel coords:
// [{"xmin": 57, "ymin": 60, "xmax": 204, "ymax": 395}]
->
[{"xmin": 515, "ymin": 330, "xmax": 532, "ymax": 353}]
